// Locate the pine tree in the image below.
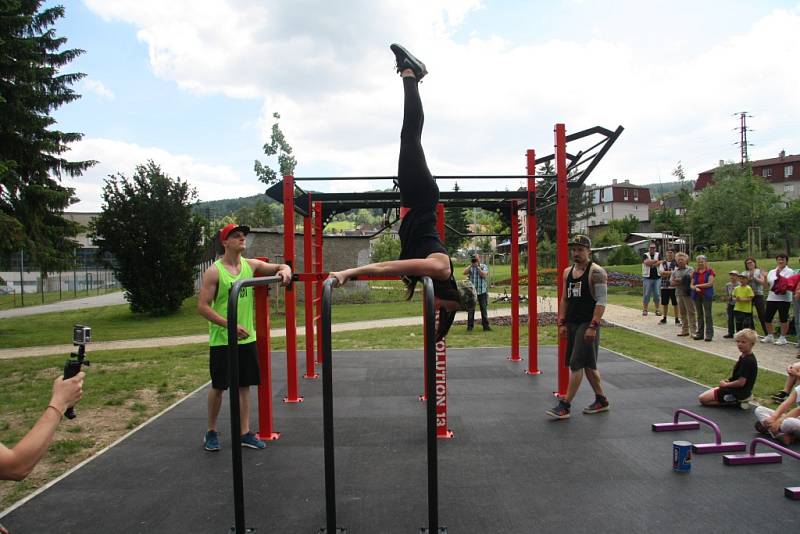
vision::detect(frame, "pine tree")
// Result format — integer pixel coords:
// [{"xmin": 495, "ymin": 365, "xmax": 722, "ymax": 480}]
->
[
  {"xmin": 444, "ymin": 182, "xmax": 469, "ymax": 255},
  {"xmin": 0, "ymin": 1, "xmax": 96, "ymax": 267}
]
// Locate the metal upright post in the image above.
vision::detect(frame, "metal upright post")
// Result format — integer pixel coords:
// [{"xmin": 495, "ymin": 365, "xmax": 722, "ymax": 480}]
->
[
  {"xmin": 555, "ymin": 124, "xmax": 569, "ymax": 397},
  {"xmin": 304, "ymin": 195, "xmax": 318, "ymax": 379},
  {"xmin": 283, "ymin": 175, "xmax": 302, "ymax": 403},
  {"xmin": 314, "ymin": 202, "xmax": 324, "ymax": 366},
  {"xmin": 526, "ymin": 149, "xmax": 541, "ymax": 375},
  {"xmin": 508, "ymin": 200, "xmax": 521, "ymax": 361},
  {"xmin": 254, "ymin": 281, "xmax": 280, "ymax": 442}
]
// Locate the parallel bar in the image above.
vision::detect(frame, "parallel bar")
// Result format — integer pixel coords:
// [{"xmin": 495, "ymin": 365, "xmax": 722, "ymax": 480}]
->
[
  {"xmin": 526, "ymin": 149, "xmax": 541, "ymax": 375},
  {"xmin": 422, "ymin": 277, "xmax": 442, "ymax": 533},
  {"xmin": 226, "ymin": 275, "xmax": 282, "ymax": 534},
  {"xmin": 555, "ymin": 124, "xmax": 569, "ymax": 397},
  {"xmin": 320, "ymin": 279, "xmax": 340, "ymax": 533},
  {"xmin": 294, "ymin": 175, "xmax": 535, "ymax": 182}
]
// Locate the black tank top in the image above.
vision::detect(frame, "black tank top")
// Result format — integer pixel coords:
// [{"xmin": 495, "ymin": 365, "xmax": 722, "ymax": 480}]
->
[{"xmin": 566, "ymin": 262, "xmax": 596, "ymax": 324}]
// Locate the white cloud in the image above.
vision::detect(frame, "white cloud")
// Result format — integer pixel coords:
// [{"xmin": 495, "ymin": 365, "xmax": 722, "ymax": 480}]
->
[
  {"xmin": 82, "ymin": 78, "xmax": 115, "ymax": 100},
  {"xmin": 81, "ymin": 0, "xmax": 800, "ymax": 198},
  {"xmin": 65, "ymin": 138, "xmax": 260, "ymax": 212}
]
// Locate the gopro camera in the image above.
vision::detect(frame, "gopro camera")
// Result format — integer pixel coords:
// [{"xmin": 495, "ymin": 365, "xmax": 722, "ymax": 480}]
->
[{"xmin": 73, "ymin": 325, "xmax": 91, "ymax": 345}]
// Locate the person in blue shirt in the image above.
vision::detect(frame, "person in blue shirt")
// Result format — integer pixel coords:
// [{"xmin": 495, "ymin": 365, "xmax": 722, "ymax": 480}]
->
[{"xmin": 463, "ymin": 253, "xmax": 491, "ymax": 331}]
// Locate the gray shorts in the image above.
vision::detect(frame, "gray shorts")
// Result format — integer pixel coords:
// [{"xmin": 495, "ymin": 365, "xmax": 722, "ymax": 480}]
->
[{"xmin": 565, "ymin": 322, "xmax": 599, "ymax": 371}]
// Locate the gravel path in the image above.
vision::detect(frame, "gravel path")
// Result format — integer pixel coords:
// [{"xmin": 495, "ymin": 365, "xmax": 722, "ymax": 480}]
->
[{"xmin": 0, "ymin": 291, "xmax": 126, "ymax": 319}]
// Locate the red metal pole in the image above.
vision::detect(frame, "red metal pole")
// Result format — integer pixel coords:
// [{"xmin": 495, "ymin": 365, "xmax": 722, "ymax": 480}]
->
[
  {"xmin": 254, "ymin": 283, "xmax": 280, "ymax": 441},
  {"xmin": 555, "ymin": 124, "xmax": 569, "ymax": 397},
  {"xmin": 435, "ymin": 336, "xmax": 453, "ymax": 439},
  {"xmin": 283, "ymin": 175, "xmax": 302, "ymax": 403},
  {"xmin": 526, "ymin": 149, "xmax": 541, "ymax": 375},
  {"xmin": 303, "ymin": 196, "xmax": 317, "ymax": 379},
  {"xmin": 508, "ymin": 200, "xmax": 522, "ymax": 361},
  {"xmin": 314, "ymin": 202, "xmax": 324, "ymax": 366},
  {"xmin": 422, "ymin": 203, "xmax": 446, "ymax": 402}
]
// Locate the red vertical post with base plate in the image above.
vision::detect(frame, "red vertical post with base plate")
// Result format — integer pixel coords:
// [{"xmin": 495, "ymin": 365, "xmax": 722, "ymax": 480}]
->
[
  {"xmin": 282, "ymin": 175, "xmax": 303, "ymax": 403},
  {"xmin": 434, "ymin": 336, "xmax": 453, "ymax": 439},
  {"xmin": 303, "ymin": 195, "xmax": 317, "ymax": 379},
  {"xmin": 314, "ymin": 202, "xmax": 324, "ymax": 366},
  {"xmin": 421, "ymin": 204, "xmax": 447, "ymax": 402},
  {"xmin": 254, "ymin": 282, "xmax": 280, "ymax": 441},
  {"xmin": 555, "ymin": 125, "xmax": 569, "ymax": 397},
  {"xmin": 526, "ymin": 149, "xmax": 541, "ymax": 375},
  {"xmin": 508, "ymin": 200, "xmax": 522, "ymax": 361}
]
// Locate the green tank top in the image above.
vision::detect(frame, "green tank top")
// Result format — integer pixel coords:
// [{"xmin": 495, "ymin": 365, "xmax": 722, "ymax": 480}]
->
[{"xmin": 209, "ymin": 258, "xmax": 256, "ymax": 347}]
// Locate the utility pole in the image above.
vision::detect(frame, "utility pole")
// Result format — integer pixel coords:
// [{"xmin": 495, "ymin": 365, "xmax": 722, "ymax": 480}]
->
[{"xmin": 734, "ymin": 111, "xmax": 753, "ymax": 167}]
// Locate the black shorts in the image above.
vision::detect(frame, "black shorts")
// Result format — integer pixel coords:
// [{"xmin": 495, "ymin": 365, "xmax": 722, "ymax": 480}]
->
[
  {"xmin": 565, "ymin": 322, "xmax": 599, "ymax": 371},
  {"xmin": 765, "ymin": 300, "xmax": 790, "ymax": 323},
  {"xmin": 714, "ymin": 387, "xmax": 749, "ymax": 403},
  {"xmin": 209, "ymin": 342, "xmax": 261, "ymax": 390},
  {"xmin": 660, "ymin": 288, "xmax": 677, "ymax": 306}
]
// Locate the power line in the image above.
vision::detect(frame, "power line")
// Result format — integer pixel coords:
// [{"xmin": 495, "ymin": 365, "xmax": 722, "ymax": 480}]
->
[{"xmin": 733, "ymin": 111, "xmax": 753, "ymax": 166}]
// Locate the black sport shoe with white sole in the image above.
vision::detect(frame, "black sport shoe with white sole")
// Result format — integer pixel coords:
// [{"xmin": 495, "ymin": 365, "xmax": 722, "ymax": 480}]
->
[{"xmin": 390, "ymin": 43, "xmax": 428, "ymax": 80}]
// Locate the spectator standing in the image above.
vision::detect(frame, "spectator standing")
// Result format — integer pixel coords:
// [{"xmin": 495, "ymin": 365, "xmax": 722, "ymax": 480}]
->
[
  {"xmin": 723, "ymin": 270, "xmax": 738, "ymax": 339},
  {"xmin": 463, "ymin": 253, "xmax": 491, "ymax": 331},
  {"xmin": 658, "ymin": 249, "xmax": 679, "ymax": 325},
  {"xmin": 671, "ymin": 252, "xmax": 696, "ymax": 337},
  {"xmin": 690, "ymin": 255, "xmax": 715, "ymax": 341},
  {"xmin": 732, "ymin": 272, "xmax": 755, "ymax": 332},
  {"xmin": 761, "ymin": 254, "xmax": 795, "ymax": 346},
  {"xmin": 641, "ymin": 242, "xmax": 662, "ymax": 316},
  {"xmin": 743, "ymin": 258, "xmax": 768, "ymax": 335}
]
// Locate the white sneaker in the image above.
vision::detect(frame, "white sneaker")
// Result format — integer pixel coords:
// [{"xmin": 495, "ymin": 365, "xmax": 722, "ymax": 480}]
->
[
  {"xmin": 775, "ymin": 336, "xmax": 788, "ymax": 346},
  {"xmin": 761, "ymin": 334, "xmax": 774, "ymax": 343}
]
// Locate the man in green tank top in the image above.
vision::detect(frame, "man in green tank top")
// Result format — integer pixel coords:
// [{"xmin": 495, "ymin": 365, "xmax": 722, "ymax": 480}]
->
[{"xmin": 197, "ymin": 223, "xmax": 291, "ymax": 451}]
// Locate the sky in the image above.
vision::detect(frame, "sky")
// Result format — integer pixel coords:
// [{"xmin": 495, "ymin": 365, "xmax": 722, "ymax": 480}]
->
[{"xmin": 50, "ymin": 0, "xmax": 800, "ymax": 212}]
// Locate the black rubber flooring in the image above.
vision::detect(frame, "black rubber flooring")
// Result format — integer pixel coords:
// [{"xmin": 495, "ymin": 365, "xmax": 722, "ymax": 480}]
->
[{"xmin": 2, "ymin": 346, "xmax": 798, "ymax": 533}]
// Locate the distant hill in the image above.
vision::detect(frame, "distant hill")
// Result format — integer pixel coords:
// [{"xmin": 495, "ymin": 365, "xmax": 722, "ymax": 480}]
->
[
  {"xmin": 641, "ymin": 180, "xmax": 695, "ymax": 199},
  {"xmin": 194, "ymin": 193, "xmax": 274, "ymax": 219}
]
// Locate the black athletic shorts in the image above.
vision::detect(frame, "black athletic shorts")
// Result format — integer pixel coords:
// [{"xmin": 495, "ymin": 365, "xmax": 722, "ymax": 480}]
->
[
  {"xmin": 565, "ymin": 322, "xmax": 599, "ymax": 371},
  {"xmin": 765, "ymin": 300, "xmax": 790, "ymax": 323},
  {"xmin": 209, "ymin": 342, "xmax": 261, "ymax": 390},
  {"xmin": 660, "ymin": 287, "xmax": 677, "ymax": 306}
]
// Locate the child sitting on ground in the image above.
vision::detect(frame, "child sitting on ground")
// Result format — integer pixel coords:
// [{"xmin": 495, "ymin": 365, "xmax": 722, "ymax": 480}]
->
[
  {"xmin": 769, "ymin": 362, "xmax": 800, "ymax": 403},
  {"xmin": 754, "ymin": 364, "xmax": 800, "ymax": 446},
  {"xmin": 698, "ymin": 328, "xmax": 758, "ymax": 408}
]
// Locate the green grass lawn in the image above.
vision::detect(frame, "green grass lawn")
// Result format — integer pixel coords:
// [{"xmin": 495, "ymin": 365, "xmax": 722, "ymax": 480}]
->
[{"xmin": 0, "ymin": 322, "xmax": 786, "ymax": 509}]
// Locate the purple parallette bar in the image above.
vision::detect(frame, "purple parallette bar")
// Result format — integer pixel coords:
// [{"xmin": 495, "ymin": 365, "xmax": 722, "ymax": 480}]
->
[
  {"xmin": 652, "ymin": 422, "xmax": 700, "ymax": 432},
  {"xmin": 723, "ymin": 452, "xmax": 782, "ymax": 465},
  {"xmin": 693, "ymin": 442, "xmax": 747, "ymax": 454},
  {"xmin": 784, "ymin": 487, "xmax": 800, "ymax": 500}
]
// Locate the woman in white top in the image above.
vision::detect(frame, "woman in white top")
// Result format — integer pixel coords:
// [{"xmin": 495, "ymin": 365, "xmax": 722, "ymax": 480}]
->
[{"xmin": 761, "ymin": 253, "xmax": 795, "ymax": 345}]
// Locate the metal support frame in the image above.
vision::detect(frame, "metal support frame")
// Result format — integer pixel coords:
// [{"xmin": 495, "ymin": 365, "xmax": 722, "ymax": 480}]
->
[
  {"xmin": 320, "ymin": 277, "xmax": 446, "ymax": 533},
  {"xmin": 314, "ymin": 202, "xmax": 324, "ymax": 366},
  {"xmin": 723, "ymin": 438, "xmax": 800, "ymax": 499},
  {"xmin": 304, "ymin": 194, "xmax": 318, "ymax": 379},
  {"xmin": 525, "ymin": 149, "xmax": 541, "ymax": 375},
  {"xmin": 282, "ymin": 175, "xmax": 303, "ymax": 403},
  {"xmin": 226, "ymin": 275, "xmax": 282, "ymax": 534},
  {"xmin": 508, "ymin": 200, "xmax": 522, "ymax": 362},
  {"xmin": 651, "ymin": 409, "xmax": 746, "ymax": 453},
  {"xmin": 555, "ymin": 124, "xmax": 569, "ymax": 397},
  {"xmin": 253, "ymin": 258, "xmax": 280, "ymax": 443}
]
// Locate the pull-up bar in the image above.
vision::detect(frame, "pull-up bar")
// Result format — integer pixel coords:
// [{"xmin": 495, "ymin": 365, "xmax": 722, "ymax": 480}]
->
[{"xmin": 293, "ymin": 175, "xmax": 546, "ymax": 182}]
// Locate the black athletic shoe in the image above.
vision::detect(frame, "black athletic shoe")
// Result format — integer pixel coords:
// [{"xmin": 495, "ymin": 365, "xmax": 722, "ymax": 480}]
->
[
  {"xmin": 692, "ymin": 335, "xmax": 703, "ymax": 340},
  {"xmin": 772, "ymin": 390, "xmax": 790, "ymax": 402},
  {"xmin": 545, "ymin": 400, "xmax": 571, "ymax": 419},
  {"xmin": 659, "ymin": 318, "xmax": 667, "ymax": 324},
  {"xmin": 390, "ymin": 43, "xmax": 428, "ymax": 80}
]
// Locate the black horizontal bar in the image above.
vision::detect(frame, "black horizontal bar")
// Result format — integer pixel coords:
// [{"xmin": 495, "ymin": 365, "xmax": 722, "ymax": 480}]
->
[{"xmin": 294, "ymin": 175, "xmax": 535, "ymax": 182}]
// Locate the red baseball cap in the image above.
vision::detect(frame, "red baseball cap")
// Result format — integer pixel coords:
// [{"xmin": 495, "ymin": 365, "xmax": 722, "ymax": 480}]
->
[{"xmin": 219, "ymin": 223, "xmax": 250, "ymax": 241}]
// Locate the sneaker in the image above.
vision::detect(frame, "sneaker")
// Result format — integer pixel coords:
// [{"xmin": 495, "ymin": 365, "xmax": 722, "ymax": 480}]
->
[
  {"xmin": 655, "ymin": 310, "xmax": 661, "ymax": 316},
  {"xmin": 675, "ymin": 317, "xmax": 681, "ymax": 325},
  {"xmin": 240, "ymin": 431, "xmax": 266, "ymax": 449},
  {"xmin": 390, "ymin": 43, "xmax": 428, "ymax": 80},
  {"xmin": 692, "ymin": 335, "xmax": 703, "ymax": 340},
  {"xmin": 204, "ymin": 430, "xmax": 220, "ymax": 452},
  {"xmin": 761, "ymin": 334, "xmax": 774, "ymax": 343},
  {"xmin": 755, "ymin": 421, "xmax": 769, "ymax": 435},
  {"xmin": 704, "ymin": 338, "xmax": 713, "ymax": 342},
  {"xmin": 642, "ymin": 310, "xmax": 648, "ymax": 316},
  {"xmin": 677, "ymin": 332, "xmax": 690, "ymax": 337},
  {"xmin": 772, "ymin": 390, "xmax": 790, "ymax": 402},
  {"xmin": 774, "ymin": 336, "xmax": 788, "ymax": 346},
  {"xmin": 545, "ymin": 400, "xmax": 571, "ymax": 419},
  {"xmin": 583, "ymin": 397, "xmax": 610, "ymax": 414},
  {"xmin": 738, "ymin": 396, "xmax": 752, "ymax": 410},
  {"xmin": 659, "ymin": 318, "xmax": 667, "ymax": 324},
  {"xmin": 723, "ymin": 334, "xmax": 733, "ymax": 339}
]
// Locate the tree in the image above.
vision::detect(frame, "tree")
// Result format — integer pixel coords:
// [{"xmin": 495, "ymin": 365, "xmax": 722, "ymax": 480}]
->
[
  {"xmin": 607, "ymin": 244, "xmax": 641, "ymax": 265},
  {"xmin": 371, "ymin": 232, "xmax": 401, "ymax": 262},
  {"xmin": 254, "ymin": 112, "xmax": 297, "ymax": 186},
  {"xmin": 444, "ymin": 182, "xmax": 469, "ymax": 255},
  {"xmin": 650, "ymin": 204, "xmax": 684, "ymax": 235},
  {"xmin": 608, "ymin": 215, "xmax": 639, "ymax": 236},
  {"xmin": 233, "ymin": 199, "xmax": 275, "ymax": 228},
  {"xmin": 91, "ymin": 161, "xmax": 203, "ymax": 315},
  {"xmin": 0, "ymin": 2, "xmax": 96, "ymax": 265},
  {"xmin": 534, "ymin": 161, "xmax": 593, "ymax": 241},
  {"xmin": 687, "ymin": 164, "xmax": 779, "ymax": 247}
]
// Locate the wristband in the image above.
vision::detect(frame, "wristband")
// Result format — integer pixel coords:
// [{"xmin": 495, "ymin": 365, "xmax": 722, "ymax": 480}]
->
[{"xmin": 47, "ymin": 405, "xmax": 64, "ymax": 420}]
